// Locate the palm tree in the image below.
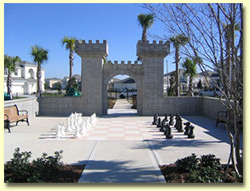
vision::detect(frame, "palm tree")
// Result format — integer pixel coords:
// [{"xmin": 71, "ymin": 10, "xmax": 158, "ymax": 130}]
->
[
  {"xmin": 138, "ymin": 14, "xmax": 154, "ymax": 42},
  {"xmin": 170, "ymin": 35, "xmax": 188, "ymax": 96},
  {"xmin": 62, "ymin": 36, "xmax": 76, "ymax": 81},
  {"xmin": 182, "ymin": 58, "xmax": 197, "ymax": 96},
  {"xmin": 31, "ymin": 45, "xmax": 48, "ymax": 97},
  {"xmin": 4, "ymin": 55, "xmax": 21, "ymax": 97}
]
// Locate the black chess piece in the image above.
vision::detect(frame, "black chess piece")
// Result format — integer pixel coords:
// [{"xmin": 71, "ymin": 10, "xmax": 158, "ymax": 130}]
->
[
  {"xmin": 166, "ymin": 125, "xmax": 173, "ymax": 139},
  {"xmin": 164, "ymin": 113, "xmax": 168, "ymax": 121},
  {"xmin": 169, "ymin": 114, "xmax": 174, "ymax": 126},
  {"xmin": 177, "ymin": 118, "xmax": 184, "ymax": 132},
  {"xmin": 163, "ymin": 125, "xmax": 168, "ymax": 135},
  {"xmin": 188, "ymin": 125, "xmax": 195, "ymax": 138},
  {"xmin": 160, "ymin": 119, "xmax": 166, "ymax": 132},
  {"xmin": 152, "ymin": 114, "xmax": 158, "ymax": 125},
  {"xmin": 184, "ymin": 122, "xmax": 191, "ymax": 135},
  {"xmin": 157, "ymin": 117, "xmax": 162, "ymax": 128}
]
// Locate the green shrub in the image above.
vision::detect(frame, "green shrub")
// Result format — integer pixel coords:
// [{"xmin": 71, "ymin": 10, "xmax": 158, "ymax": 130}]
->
[
  {"xmin": 4, "ymin": 148, "xmax": 63, "ymax": 183},
  {"xmin": 200, "ymin": 154, "xmax": 222, "ymax": 170},
  {"xmin": 175, "ymin": 153, "xmax": 199, "ymax": 173},
  {"xmin": 188, "ymin": 166, "xmax": 223, "ymax": 183}
]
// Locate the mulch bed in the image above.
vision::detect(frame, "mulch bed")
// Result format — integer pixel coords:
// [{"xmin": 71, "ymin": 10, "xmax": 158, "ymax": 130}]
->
[
  {"xmin": 56, "ymin": 165, "xmax": 85, "ymax": 183},
  {"xmin": 159, "ymin": 164, "xmax": 238, "ymax": 183}
]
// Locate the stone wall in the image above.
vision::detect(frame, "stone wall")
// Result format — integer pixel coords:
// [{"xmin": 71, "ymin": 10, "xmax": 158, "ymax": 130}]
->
[
  {"xmin": 202, "ymin": 97, "xmax": 227, "ymax": 119},
  {"xmin": 38, "ymin": 96, "xmax": 84, "ymax": 116},
  {"xmin": 37, "ymin": 96, "xmax": 226, "ymax": 118},
  {"xmin": 4, "ymin": 97, "xmax": 39, "ymax": 117},
  {"xmin": 142, "ymin": 96, "xmax": 203, "ymax": 116}
]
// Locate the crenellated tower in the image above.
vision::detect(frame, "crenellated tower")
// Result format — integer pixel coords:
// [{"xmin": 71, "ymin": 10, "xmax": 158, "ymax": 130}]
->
[
  {"xmin": 75, "ymin": 40, "xmax": 108, "ymax": 116},
  {"xmin": 137, "ymin": 40, "xmax": 170, "ymax": 115}
]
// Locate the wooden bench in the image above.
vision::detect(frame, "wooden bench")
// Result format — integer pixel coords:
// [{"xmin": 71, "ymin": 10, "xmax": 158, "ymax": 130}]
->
[
  {"xmin": 4, "ymin": 105, "xmax": 29, "ymax": 133},
  {"xmin": 216, "ymin": 110, "xmax": 243, "ymax": 129}
]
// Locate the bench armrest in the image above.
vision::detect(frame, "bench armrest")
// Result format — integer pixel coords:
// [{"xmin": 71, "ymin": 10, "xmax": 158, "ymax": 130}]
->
[
  {"xmin": 18, "ymin": 110, "xmax": 28, "ymax": 115},
  {"xmin": 217, "ymin": 111, "xmax": 227, "ymax": 117},
  {"xmin": 4, "ymin": 113, "xmax": 10, "ymax": 120}
]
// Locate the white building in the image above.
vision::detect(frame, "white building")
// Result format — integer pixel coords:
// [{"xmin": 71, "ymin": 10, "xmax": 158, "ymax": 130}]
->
[
  {"xmin": 108, "ymin": 77, "xmax": 137, "ymax": 91},
  {"xmin": 163, "ymin": 69, "xmax": 214, "ymax": 93},
  {"xmin": 45, "ymin": 78, "xmax": 62, "ymax": 89},
  {"xmin": 4, "ymin": 61, "xmax": 45, "ymax": 96}
]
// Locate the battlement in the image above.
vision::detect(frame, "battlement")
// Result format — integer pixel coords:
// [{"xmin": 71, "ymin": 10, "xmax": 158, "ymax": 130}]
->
[
  {"xmin": 103, "ymin": 60, "xmax": 142, "ymax": 70},
  {"xmin": 76, "ymin": 40, "xmax": 107, "ymax": 45},
  {"xmin": 75, "ymin": 40, "xmax": 108, "ymax": 58},
  {"xmin": 136, "ymin": 40, "xmax": 170, "ymax": 58}
]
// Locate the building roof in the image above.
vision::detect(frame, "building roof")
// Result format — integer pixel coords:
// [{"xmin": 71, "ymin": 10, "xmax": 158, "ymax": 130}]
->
[
  {"xmin": 46, "ymin": 77, "xmax": 61, "ymax": 81},
  {"xmin": 63, "ymin": 74, "xmax": 81, "ymax": 81},
  {"xmin": 164, "ymin": 69, "xmax": 186, "ymax": 77},
  {"xmin": 113, "ymin": 77, "xmax": 135, "ymax": 84},
  {"xmin": 15, "ymin": 61, "xmax": 45, "ymax": 70}
]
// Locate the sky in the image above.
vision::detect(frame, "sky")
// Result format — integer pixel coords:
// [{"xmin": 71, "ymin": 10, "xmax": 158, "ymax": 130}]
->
[{"xmin": 4, "ymin": 3, "xmax": 176, "ymax": 79}]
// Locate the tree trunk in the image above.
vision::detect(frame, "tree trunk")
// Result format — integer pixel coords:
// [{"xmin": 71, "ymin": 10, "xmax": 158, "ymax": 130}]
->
[
  {"xmin": 142, "ymin": 27, "xmax": 147, "ymax": 42},
  {"xmin": 37, "ymin": 64, "xmax": 42, "ymax": 97},
  {"xmin": 7, "ymin": 72, "xmax": 12, "ymax": 96},
  {"xmin": 175, "ymin": 46, "xmax": 180, "ymax": 96},
  {"xmin": 69, "ymin": 50, "xmax": 74, "ymax": 80},
  {"xmin": 189, "ymin": 76, "xmax": 194, "ymax": 96}
]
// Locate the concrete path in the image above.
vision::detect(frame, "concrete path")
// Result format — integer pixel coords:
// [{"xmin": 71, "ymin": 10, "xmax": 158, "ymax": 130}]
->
[
  {"xmin": 108, "ymin": 99, "xmax": 137, "ymax": 116},
  {"xmin": 78, "ymin": 141, "xmax": 165, "ymax": 183}
]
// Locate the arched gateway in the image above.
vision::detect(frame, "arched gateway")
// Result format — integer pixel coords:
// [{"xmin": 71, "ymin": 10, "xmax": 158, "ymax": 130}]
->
[{"xmin": 75, "ymin": 39, "xmax": 170, "ymax": 116}]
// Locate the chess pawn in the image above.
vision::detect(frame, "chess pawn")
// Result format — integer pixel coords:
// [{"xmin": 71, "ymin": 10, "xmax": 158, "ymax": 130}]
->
[
  {"xmin": 188, "ymin": 125, "xmax": 195, "ymax": 138},
  {"xmin": 184, "ymin": 122, "xmax": 191, "ymax": 135},
  {"xmin": 74, "ymin": 128, "xmax": 81, "ymax": 139},
  {"xmin": 86, "ymin": 118, "xmax": 91, "ymax": 130},
  {"xmin": 78, "ymin": 117, "xmax": 83, "ymax": 125},
  {"xmin": 177, "ymin": 120, "xmax": 184, "ymax": 132},
  {"xmin": 66, "ymin": 118, "xmax": 72, "ymax": 132},
  {"xmin": 59, "ymin": 122, "xmax": 66, "ymax": 135},
  {"xmin": 160, "ymin": 119, "xmax": 166, "ymax": 132},
  {"xmin": 55, "ymin": 124, "xmax": 62, "ymax": 139},
  {"xmin": 164, "ymin": 113, "xmax": 168, "ymax": 121},
  {"xmin": 169, "ymin": 114, "xmax": 174, "ymax": 126},
  {"xmin": 163, "ymin": 124, "xmax": 168, "ymax": 135},
  {"xmin": 166, "ymin": 125, "xmax": 173, "ymax": 139},
  {"xmin": 152, "ymin": 114, "xmax": 158, "ymax": 125},
  {"xmin": 80, "ymin": 122, "xmax": 87, "ymax": 135},
  {"xmin": 157, "ymin": 117, "xmax": 162, "ymax": 128}
]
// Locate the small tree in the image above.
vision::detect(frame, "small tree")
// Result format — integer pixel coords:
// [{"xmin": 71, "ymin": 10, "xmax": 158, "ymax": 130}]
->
[
  {"xmin": 4, "ymin": 55, "xmax": 21, "ymax": 97},
  {"xmin": 170, "ymin": 35, "xmax": 189, "ymax": 97},
  {"xmin": 55, "ymin": 82, "xmax": 62, "ymax": 94},
  {"xmin": 167, "ymin": 73, "xmax": 176, "ymax": 96},
  {"xmin": 31, "ymin": 45, "xmax": 48, "ymax": 97},
  {"xmin": 62, "ymin": 36, "xmax": 76, "ymax": 81},
  {"xmin": 182, "ymin": 58, "xmax": 197, "ymax": 96},
  {"xmin": 66, "ymin": 77, "xmax": 78, "ymax": 93},
  {"xmin": 137, "ymin": 13, "xmax": 154, "ymax": 42}
]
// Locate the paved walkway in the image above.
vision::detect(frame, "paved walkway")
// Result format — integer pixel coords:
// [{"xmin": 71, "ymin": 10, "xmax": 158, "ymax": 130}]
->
[
  {"xmin": 107, "ymin": 99, "xmax": 137, "ymax": 116},
  {"xmin": 4, "ymin": 102, "xmax": 242, "ymax": 183}
]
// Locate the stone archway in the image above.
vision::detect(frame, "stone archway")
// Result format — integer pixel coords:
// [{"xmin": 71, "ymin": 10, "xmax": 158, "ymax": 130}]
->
[
  {"xmin": 75, "ymin": 40, "xmax": 170, "ymax": 116},
  {"xmin": 102, "ymin": 66, "xmax": 143, "ymax": 115}
]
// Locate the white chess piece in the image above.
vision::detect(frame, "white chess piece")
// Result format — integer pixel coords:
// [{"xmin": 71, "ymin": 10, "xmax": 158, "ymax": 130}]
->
[
  {"xmin": 59, "ymin": 122, "xmax": 65, "ymax": 135},
  {"xmin": 65, "ymin": 118, "xmax": 72, "ymax": 132},
  {"xmin": 74, "ymin": 125, "xmax": 81, "ymax": 139},
  {"xmin": 86, "ymin": 118, "xmax": 91, "ymax": 130},
  {"xmin": 55, "ymin": 124, "xmax": 62, "ymax": 139},
  {"xmin": 80, "ymin": 121, "xmax": 87, "ymax": 135}
]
